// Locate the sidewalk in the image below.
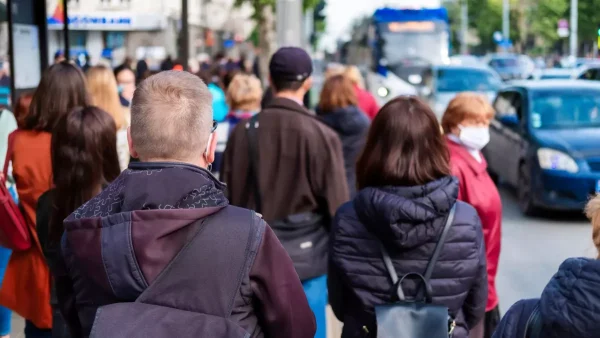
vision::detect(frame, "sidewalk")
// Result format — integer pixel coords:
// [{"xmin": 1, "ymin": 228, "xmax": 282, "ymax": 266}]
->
[{"xmin": 10, "ymin": 313, "xmax": 24, "ymax": 338}]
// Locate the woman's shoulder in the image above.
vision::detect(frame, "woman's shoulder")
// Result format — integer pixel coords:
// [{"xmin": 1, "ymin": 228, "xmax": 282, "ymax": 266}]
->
[{"xmin": 451, "ymin": 201, "xmax": 484, "ymax": 237}]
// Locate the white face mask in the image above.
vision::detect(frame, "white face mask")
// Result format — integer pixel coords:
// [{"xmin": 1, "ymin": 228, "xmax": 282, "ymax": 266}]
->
[{"xmin": 458, "ymin": 125, "xmax": 490, "ymax": 150}]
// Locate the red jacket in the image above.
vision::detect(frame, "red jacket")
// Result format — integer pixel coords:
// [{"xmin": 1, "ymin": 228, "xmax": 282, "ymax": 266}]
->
[
  {"xmin": 355, "ymin": 86, "xmax": 380, "ymax": 120},
  {"xmin": 447, "ymin": 137, "xmax": 501, "ymax": 312}
]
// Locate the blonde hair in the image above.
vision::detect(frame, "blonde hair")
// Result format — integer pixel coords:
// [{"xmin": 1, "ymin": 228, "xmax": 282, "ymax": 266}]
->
[
  {"xmin": 441, "ymin": 92, "xmax": 495, "ymax": 134},
  {"xmin": 325, "ymin": 64, "xmax": 345, "ymax": 80},
  {"xmin": 344, "ymin": 66, "xmax": 365, "ymax": 89},
  {"xmin": 585, "ymin": 194, "xmax": 600, "ymax": 258},
  {"xmin": 226, "ymin": 74, "xmax": 263, "ymax": 111},
  {"xmin": 87, "ymin": 66, "xmax": 126, "ymax": 129},
  {"xmin": 131, "ymin": 71, "xmax": 213, "ymax": 161}
]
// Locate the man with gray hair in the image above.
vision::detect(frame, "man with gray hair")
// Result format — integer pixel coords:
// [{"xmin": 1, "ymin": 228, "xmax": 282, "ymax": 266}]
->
[{"xmin": 56, "ymin": 71, "xmax": 316, "ymax": 338}]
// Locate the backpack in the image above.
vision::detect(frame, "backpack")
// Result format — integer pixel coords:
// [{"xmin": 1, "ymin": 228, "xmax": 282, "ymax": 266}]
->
[
  {"xmin": 375, "ymin": 204, "xmax": 457, "ymax": 338},
  {"xmin": 0, "ymin": 130, "xmax": 31, "ymax": 251},
  {"xmin": 89, "ymin": 206, "xmax": 264, "ymax": 338},
  {"xmin": 245, "ymin": 114, "xmax": 328, "ymax": 281}
]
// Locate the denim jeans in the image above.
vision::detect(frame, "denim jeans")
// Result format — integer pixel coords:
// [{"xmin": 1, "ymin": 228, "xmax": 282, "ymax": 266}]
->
[
  {"xmin": 302, "ymin": 275, "xmax": 328, "ymax": 338},
  {"xmin": 0, "ymin": 246, "xmax": 11, "ymax": 336}
]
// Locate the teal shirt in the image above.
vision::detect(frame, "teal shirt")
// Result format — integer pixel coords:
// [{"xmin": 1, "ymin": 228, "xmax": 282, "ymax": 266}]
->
[{"xmin": 208, "ymin": 83, "xmax": 229, "ymax": 122}]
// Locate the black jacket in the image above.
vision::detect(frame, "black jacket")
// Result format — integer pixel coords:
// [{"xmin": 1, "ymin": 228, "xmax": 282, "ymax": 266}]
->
[
  {"xmin": 317, "ymin": 105, "xmax": 369, "ymax": 197},
  {"xmin": 328, "ymin": 176, "xmax": 488, "ymax": 338},
  {"xmin": 493, "ymin": 258, "xmax": 600, "ymax": 338}
]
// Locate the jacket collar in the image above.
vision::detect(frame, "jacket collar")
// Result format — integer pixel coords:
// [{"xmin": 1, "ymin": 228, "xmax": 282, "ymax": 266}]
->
[
  {"xmin": 265, "ymin": 97, "xmax": 313, "ymax": 117},
  {"xmin": 129, "ymin": 161, "xmax": 226, "ymax": 189},
  {"xmin": 446, "ymin": 136, "xmax": 488, "ymax": 175}
]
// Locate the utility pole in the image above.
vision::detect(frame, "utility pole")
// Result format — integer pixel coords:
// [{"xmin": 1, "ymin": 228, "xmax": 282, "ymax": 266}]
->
[
  {"xmin": 570, "ymin": 0, "xmax": 578, "ymax": 58},
  {"xmin": 276, "ymin": 0, "xmax": 303, "ymax": 47},
  {"xmin": 502, "ymin": 0, "xmax": 509, "ymax": 52},
  {"xmin": 460, "ymin": 0, "xmax": 468, "ymax": 55},
  {"xmin": 180, "ymin": 0, "xmax": 189, "ymax": 70}
]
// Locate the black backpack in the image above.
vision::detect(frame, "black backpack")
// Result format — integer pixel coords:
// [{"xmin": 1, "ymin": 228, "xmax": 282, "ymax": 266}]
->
[
  {"xmin": 246, "ymin": 114, "xmax": 329, "ymax": 281},
  {"xmin": 375, "ymin": 204, "xmax": 457, "ymax": 338},
  {"xmin": 88, "ymin": 206, "xmax": 263, "ymax": 338}
]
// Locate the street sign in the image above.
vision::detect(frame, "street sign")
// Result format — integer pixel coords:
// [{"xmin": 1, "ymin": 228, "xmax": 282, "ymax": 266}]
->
[{"xmin": 557, "ymin": 19, "xmax": 569, "ymax": 38}]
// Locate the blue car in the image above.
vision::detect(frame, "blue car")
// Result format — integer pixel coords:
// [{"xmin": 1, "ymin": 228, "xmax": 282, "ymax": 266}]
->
[{"xmin": 484, "ymin": 80, "xmax": 600, "ymax": 215}]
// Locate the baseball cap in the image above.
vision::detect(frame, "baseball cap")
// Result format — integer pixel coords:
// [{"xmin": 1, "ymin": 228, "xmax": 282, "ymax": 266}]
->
[{"xmin": 269, "ymin": 47, "xmax": 313, "ymax": 82}]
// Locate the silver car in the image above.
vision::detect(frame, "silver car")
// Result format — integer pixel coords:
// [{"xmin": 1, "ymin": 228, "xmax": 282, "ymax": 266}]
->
[{"xmin": 422, "ymin": 64, "xmax": 503, "ymax": 119}]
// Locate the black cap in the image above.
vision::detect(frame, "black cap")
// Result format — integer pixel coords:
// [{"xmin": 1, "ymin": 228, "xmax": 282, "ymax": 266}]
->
[{"xmin": 269, "ymin": 47, "xmax": 313, "ymax": 82}]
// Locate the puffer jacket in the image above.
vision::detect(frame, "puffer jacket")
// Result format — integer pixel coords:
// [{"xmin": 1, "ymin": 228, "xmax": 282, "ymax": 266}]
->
[
  {"xmin": 328, "ymin": 176, "xmax": 488, "ymax": 338},
  {"xmin": 493, "ymin": 258, "xmax": 600, "ymax": 338},
  {"xmin": 317, "ymin": 105, "xmax": 369, "ymax": 197}
]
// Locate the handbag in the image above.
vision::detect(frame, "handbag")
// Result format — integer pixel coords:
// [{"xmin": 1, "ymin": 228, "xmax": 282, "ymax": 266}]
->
[
  {"xmin": 246, "ymin": 114, "xmax": 328, "ymax": 281},
  {"xmin": 0, "ymin": 131, "xmax": 31, "ymax": 251},
  {"xmin": 375, "ymin": 204, "xmax": 457, "ymax": 338}
]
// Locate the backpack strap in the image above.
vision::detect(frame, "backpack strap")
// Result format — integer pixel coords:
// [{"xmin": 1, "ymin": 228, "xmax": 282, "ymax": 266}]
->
[
  {"xmin": 245, "ymin": 115, "xmax": 262, "ymax": 214},
  {"xmin": 2, "ymin": 130, "xmax": 17, "ymax": 183},
  {"xmin": 524, "ymin": 304, "xmax": 543, "ymax": 338},
  {"xmin": 379, "ymin": 204, "xmax": 456, "ymax": 302},
  {"xmin": 137, "ymin": 206, "xmax": 265, "ymax": 318}
]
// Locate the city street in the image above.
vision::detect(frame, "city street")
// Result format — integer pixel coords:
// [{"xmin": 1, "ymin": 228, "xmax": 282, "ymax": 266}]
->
[{"xmin": 9, "ymin": 184, "xmax": 595, "ymax": 337}]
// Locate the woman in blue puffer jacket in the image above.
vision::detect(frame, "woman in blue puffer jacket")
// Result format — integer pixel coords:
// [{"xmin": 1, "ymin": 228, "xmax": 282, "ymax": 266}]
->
[
  {"xmin": 328, "ymin": 96, "xmax": 488, "ymax": 338},
  {"xmin": 493, "ymin": 195, "xmax": 600, "ymax": 338}
]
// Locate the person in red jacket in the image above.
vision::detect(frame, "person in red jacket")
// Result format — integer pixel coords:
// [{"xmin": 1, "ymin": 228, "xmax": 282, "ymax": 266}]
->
[
  {"xmin": 344, "ymin": 66, "xmax": 380, "ymax": 120},
  {"xmin": 441, "ymin": 93, "xmax": 502, "ymax": 338}
]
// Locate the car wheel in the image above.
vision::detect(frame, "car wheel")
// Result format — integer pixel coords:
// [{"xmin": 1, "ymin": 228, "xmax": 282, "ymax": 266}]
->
[{"xmin": 518, "ymin": 164, "xmax": 539, "ymax": 216}]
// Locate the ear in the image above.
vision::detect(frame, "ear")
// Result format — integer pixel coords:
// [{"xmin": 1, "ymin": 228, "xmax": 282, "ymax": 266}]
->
[
  {"xmin": 127, "ymin": 127, "xmax": 139, "ymax": 159},
  {"xmin": 204, "ymin": 133, "xmax": 218, "ymax": 166},
  {"xmin": 303, "ymin": 76, "xmax": 314, "ymax": 91}
]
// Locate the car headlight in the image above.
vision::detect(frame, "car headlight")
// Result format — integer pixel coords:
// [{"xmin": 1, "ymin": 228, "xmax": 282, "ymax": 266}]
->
[
  {"xmin": 537, "ymin": 148, "xmax": 579, "ymax": 173},
  {"xmin": 377, "ymin": 86, "xmax": 390, "ymax": 98}
]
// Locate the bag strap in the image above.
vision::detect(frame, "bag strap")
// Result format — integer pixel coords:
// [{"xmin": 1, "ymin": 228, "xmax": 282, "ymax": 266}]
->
[
  {"xmin": 245, "ymin": 114, "xmax": 262, "ymax": 214},
  {"xmin": 379, "ymin": 204, "xmax": 456, "ymax": 301},
  {"xmin": 524, "ymin": 304, "xmax": 543, "ymax": 338},
  {"xmin": 2, "ymin": 130, "xmax": 17, "ymax": 183}
]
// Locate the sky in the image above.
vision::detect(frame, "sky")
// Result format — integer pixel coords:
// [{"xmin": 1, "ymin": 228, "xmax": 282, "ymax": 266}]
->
[{"xmin": 321, "ymin": 0, "xmax": 443, "ymax": 51}]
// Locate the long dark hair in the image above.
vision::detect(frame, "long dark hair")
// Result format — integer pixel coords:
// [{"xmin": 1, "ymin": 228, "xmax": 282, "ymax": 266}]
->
[
  {"xmin": 356, "ymin": 96, "xmax": 450, "ymax": 189},
  {"xmin": 26, "ymin": 62, "xmax": 89, "ymax": 132},
  {"xmin": 49, "ymin": 106, "xmax": 121, "ymax": 242}
]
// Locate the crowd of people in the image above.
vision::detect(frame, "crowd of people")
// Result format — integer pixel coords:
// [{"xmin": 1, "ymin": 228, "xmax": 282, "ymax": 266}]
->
[{"xmin": 0, "ymin": 45, "xmax": 598, "ymax": 338}]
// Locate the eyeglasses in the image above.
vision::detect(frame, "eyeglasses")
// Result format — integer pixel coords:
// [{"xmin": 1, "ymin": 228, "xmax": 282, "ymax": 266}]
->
[{"xmin": 211, "ymin": 120, "xmax": 218, "ymax": 133}]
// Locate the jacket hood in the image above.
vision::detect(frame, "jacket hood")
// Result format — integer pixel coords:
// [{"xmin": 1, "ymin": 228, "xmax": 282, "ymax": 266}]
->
[
  {"xmin": 317, "ymin": 105, "xmax": 370, "ymax": 136},
  {"xmin": 539, "ymin": 257, "xmax": 600, "ymax": 338},
  {"xmin": 63, "ymin": 162, "xmax": 228, "ymax": 301},
  {"xmin": 354, "ymin": 176, "xmax": 458, "ymax": 249}
]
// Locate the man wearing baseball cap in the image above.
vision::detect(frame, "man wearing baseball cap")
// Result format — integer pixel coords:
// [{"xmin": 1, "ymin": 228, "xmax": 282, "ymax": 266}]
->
[{"xmin": 222, "ymin": 47, "xmax": 349, "ymax": 338}]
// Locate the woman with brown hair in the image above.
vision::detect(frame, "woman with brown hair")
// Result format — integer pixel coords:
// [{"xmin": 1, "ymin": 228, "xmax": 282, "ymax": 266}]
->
[
  {"xmin": 0, "ymin": 61, "xmax": 88, "ymax": 337},
  {"xmin": 344, "ymin": 66, "xmax": 380, "ymax": 120},
  {"xmin": 87, "ymin": 65, "xmax": 130, "ymax": 170},
  {"xmin": 36, "ymin": 106, "xmax": 121, "ymax": 338},
  {"xmin": 442, "ymin": 93, "xmax": 502, "ymax": 338},
  {"xmin": 328, "ymin": 96, "xmax": 488, "ymax": 338},
  {"xmin": 493, "ymin": 195, "xmax": 600, "ymax": 338},
  {"xmin": 316, "ymin": 74, "xmax": 369, "ymax": 197}
]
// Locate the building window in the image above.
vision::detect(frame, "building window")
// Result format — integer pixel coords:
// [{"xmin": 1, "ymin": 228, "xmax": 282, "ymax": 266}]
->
[
  {"xmin": 69, "ymin": 31, "xmax": 87, "ymax": 48},
  {"xmin": 104, "ymin": 32, "xmax": 126, "ymax": 50}
]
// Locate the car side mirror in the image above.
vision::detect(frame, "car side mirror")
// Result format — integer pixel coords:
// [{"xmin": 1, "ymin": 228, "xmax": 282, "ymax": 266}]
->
[{"xmin": 499, "ymin": 115, "xmax": 519, "ymax": 126}]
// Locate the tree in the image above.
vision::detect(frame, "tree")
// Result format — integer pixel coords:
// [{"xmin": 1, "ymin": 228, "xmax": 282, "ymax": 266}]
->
[{"xmin": 234, "ymin": 0, "xmax": 325, "ymax": 82}]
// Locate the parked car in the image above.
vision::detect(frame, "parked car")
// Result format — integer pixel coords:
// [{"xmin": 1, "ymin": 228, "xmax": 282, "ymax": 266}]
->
[
  {"xmin": 422, "ymin": 64, "xmax": 502, "ymax": 118},
  {"xmin": 574, "ymin": 64, "xmax": 600, "ymax": 80},
  {"xmin": 483, "ymin": 54, "xmax": 528, "ymax": 81},
  {"xmin": 529, "ymin": 68, "xmax": 575, "ymax": 80},
  {"xmin": 484, "ymin": 80, "xmax": 600, "ymax": 215}
]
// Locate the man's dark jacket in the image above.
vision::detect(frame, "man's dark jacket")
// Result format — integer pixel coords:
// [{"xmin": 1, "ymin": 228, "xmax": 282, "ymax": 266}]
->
[
  {"xmin": 54, "ymin": 162, "xmax": 315, "ymax": 338},
  {"xmin": 493, "ymin": 258, "xmax": 600, "ymax": 338},
  {"xmin": 328, "ymin": 176, "xmax": 488, "ymax": 338}
]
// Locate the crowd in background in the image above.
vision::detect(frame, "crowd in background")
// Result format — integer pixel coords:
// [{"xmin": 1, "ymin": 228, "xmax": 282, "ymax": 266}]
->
[{"xmin": 0, "ymin": 45, "xmax": 598, "ymax": 338}]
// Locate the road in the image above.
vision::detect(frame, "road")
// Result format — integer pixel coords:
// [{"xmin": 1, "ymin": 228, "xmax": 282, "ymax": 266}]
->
[{"xmin": 10, "ymin": 185, "xmax": 594, "ymax": 336}]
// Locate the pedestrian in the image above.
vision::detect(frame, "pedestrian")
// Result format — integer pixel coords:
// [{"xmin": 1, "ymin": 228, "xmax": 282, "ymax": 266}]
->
[
  {"xmin": 87, "ymin": 65, "xmax": 130, "ymax": 170},
  {"xmin": 56, "ymin": 71, "xmax": 315, "ymax": 338},
  {"xmin": 328, "ymin": 96, "xmax": 488, "ymax": 338},
  {"xmin": 316, "ymin": 74, "xmax": 369, "ymax": 198},
  {"xmin": 113, "ymin": 65, "xmax": 136, "ymax": 107},
  {"xmin": 198, "ymin": 70, "xmax": 229, "ymax": 122},
  {"xmin": 344, "ymin": 66, "xmax": 379, "ymax": 120},
  {"xmin": 441, "ymin": 93, "xmax": 502, "ymax": 338},
  {"xmin": 135, "ymin": 58, "xmax": 149, "ymax": 84},
  {"xmin": 222, "ymin": 47, "xmax": 349, "ymax": 338},
  {"xmin": 493, "ymin": 195, "xmax": 600, "ymax": 338},
  {"xmin": 160, "ymin": 55, "xmax": 174, "ymax": 71},
  {"xmin": 36, "ymin": 106, "xmax": 121, "ymax": 338},
  {"xmin": 212, "ymin": 74, "xmax": 263, "ymax": 179},
  {"xmin": 0, "ymin": 61, "xmax": 88, "ymax": 337}
]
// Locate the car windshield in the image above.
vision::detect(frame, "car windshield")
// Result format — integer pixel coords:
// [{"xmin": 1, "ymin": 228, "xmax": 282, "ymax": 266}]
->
[
  {"xmin": 530, "ymin": 90, "xmax": 600, "ymax": 129},
  {"xmin": 436, "ymin": 68, "xmax": 501, "ymax": 92},
  {"xmin": 490, "ymin": 58, "xmax": 518, "ymax": 68}
]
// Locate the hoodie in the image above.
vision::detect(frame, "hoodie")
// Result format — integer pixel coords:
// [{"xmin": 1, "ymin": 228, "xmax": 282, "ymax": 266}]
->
[
  {"xmin": 54, "ymin": 162, "xmax": 315, "ymax": 338},
  {"xmin": 328, "ymin": 176, "xmax": 488, "ymax": 338},
  {"xmin": 317, "ymin": 105, "xmax": 370, "ymax": 197}
]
